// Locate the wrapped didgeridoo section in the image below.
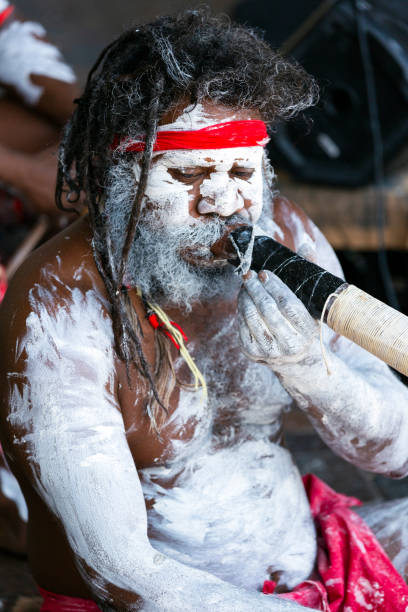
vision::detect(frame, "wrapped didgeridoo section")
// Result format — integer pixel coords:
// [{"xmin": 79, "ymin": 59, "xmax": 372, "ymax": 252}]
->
[{"xmin": 214, "ymin": 226, "xmax": 408, "ymax": 378}]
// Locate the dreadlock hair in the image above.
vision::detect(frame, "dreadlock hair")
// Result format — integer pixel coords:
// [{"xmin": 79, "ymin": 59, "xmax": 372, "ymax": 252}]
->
[{"xmin": 56, "ymin": 7, "xmax": 318, "ymax": 429}]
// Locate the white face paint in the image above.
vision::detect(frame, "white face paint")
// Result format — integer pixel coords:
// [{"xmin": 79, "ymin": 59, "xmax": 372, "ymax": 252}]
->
[
  {"xmin": 0, "ymin": 1, "xmax": 9, "ymax": 12},
  {"xmin": 0, "ymin": 21, "xmax": 76, "ymax": 105},
  {"xmin": 142, "ymin": 147, "xmax": 264, "ymax": 226},
  {"xmin": 137, "ymin": 103, "xmax": 266, "ymax": 226}
]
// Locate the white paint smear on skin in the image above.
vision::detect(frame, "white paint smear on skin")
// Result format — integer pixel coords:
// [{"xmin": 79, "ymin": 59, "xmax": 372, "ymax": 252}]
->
[
  {"xmin": 264, "ymin": 306, "xmax": 408, "ymax": 475},
  {"xmin": 158, "ymin": 102, "xmax": 237, "ymax": 132},
  {"xmin": 357, "ymin": 497, "xmax": 408, "ymax": 579},
  {"xmin": 198, "ymin": 311, "xmax": 293, "ymax": 440},
  {"xmin": 0, "ymin": 1, "xmax": 9, "ymax": 12},
  {"xmin": 310, "ymin": 221, "xmax": 344, "ymax": 279},
  {"xmin": 285, "ymin": 210, "xmax": 317, "ymax": 257},
  {"xmin": 239, "ymin": 210, "xmax": 408, "ymax": 477},
  {"xmin": 0, "ymin": 21, "xmax": 76, "ymax": 105},
  {"xmin": 239, "ymin": 245, "xmax": 408, "ymax": 472},
  {"xmin": 8, "ymin": 275, "xmax": 313, "ymax": 611},
  {"xmin": 198, "ymin": 148, "xmax": 263, "ymax": 219},
  {"xmin": 271, "ymin": 199, "xmax": 342, "ymax": 273},
  {"xmin": 142, "ymin": 317, "xmax": 316, "ymax": 593},
  {"xmin": 143, "ymin": 436, "xmax": 316, "ymax": 591}
]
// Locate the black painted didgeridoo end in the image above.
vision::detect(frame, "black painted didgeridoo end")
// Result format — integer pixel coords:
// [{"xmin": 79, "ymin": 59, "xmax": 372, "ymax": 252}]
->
[{"xmin": 222, "ymin": 226, "xmax": 347, "ymax": 319}]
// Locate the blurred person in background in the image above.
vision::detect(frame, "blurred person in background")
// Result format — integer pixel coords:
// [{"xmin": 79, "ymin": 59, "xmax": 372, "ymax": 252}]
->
[
  {"xmin": 0, "ymin": 0, "xmax": 79, "ymax": 300},
  {"xmin": 0, "ymin": 0, "xmax": 78, "ymax": 558}
]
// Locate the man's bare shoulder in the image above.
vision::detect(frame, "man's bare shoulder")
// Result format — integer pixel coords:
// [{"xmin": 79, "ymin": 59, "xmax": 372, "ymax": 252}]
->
[
  {"xmin": 12, "ymin": 214, "xmax": 99, "ymax": 293},
  {"xmin": 0, "ymin": 216, "xmax": 105, "ymax": 392},
  {"xmin": 2, "ymin": 215, "xmax": 100, "ymax": 327},
  {"xmin": 272, "ymin": 194, "xmax": 343, "ymax": 277},
  {"xmin": 272, "ymin": 194, "xmax": 314, "ymax": 249},
  {"xmin": 0, "ymin": 213, "xmax": 154, "ymax": 423}
]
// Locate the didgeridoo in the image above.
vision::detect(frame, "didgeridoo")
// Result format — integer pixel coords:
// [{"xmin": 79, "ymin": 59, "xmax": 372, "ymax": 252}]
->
[{"xmin": 213, "ymin": 226, "xmax": 408, "ymax": 377}]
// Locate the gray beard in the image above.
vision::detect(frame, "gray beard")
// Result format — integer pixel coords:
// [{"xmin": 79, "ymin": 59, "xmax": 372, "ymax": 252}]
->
[{"xmin": 124, "ymin": 213, "xmax": 241, "ymax": 311}]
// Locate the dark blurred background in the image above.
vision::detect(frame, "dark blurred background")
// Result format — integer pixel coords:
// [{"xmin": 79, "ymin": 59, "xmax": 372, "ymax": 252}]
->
[{"xmin": 16, "ymin": 0, "xmax": 238, "ymax": 83}]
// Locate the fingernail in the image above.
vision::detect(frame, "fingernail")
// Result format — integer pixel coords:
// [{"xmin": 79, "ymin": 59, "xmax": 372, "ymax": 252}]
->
[
  {"xmin": 243, "ymin": 270, "xmax": 253, "ymax": 282},
  {"xmin": 258, "ymin": 270, "xmax": 267, "ymax": 283}
]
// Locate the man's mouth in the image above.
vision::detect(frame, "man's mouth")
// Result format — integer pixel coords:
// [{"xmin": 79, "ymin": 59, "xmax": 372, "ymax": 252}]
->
[
  {"xmin": 178, "ymin": 221, "xmax": 250, "ymax": 267},
  {"xmin": 179, "ymin": 245, "xmax": 230, "ymax": 267},
  {"xmin": 210, "ymin": 222, "xmax": 250, "ymax": 260}
]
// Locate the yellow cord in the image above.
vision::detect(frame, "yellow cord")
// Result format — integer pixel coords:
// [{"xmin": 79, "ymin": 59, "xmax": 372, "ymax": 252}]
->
[{"xmin": 137, "ymin": 288, "xmax": 208, "ymax": 400}]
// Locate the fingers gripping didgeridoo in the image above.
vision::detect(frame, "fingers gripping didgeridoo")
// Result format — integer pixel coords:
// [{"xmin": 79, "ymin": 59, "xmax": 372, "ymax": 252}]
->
[{"xmin": 214, "ymin": 226, "xmax": 408, "ymax": 377}]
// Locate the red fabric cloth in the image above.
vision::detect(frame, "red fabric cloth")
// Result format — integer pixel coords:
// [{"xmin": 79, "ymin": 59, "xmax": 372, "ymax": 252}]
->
[
  {"xmin": 38, "ymin": 587, "xmax": 101, "ymax": 611},
  {"xmin": 113, "ymin": 120, "xmax": 269, "ymax": 153},
  {"xmin": 264, "ymin": 474, "xmax": 408, "ymax": 611}
]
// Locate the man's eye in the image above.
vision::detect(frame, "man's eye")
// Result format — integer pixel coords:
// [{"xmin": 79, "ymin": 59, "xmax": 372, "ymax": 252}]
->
[
  {"xmin": 231, "ymin": 168, "xmax": 255, "ymax": 180},
  {"xmin": 168, "ymin": 168, "xmax": 205, "ymax": 182},
  {"xmin": 180, "ymin": 172, "xmax": 200, "ymax": 179}
]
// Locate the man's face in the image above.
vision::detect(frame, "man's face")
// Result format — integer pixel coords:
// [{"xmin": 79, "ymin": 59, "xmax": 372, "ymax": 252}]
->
[
  {"xmin": 107, "ymin": 100, "xmax": 267, "ymax": 308},
  {"xmin": 136, "ymin": 100, "xmax": 264, "ymax": 230}
]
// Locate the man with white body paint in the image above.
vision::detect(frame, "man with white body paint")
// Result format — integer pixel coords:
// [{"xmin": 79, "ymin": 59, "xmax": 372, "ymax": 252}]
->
[{"xmin": 1, "ymin": 9, "xmax": 408, "ymax": 612}]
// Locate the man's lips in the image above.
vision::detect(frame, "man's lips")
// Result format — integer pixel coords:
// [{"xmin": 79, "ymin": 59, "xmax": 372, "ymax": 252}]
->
[
  {"xmin": 210, "ymin": 222, "xmax": 249, "ymax": 259},
  {"xmin": 179, "ymin": 222, "xmax": 250, "ymax": 267},
  {"xmin": 179, "ymin": 245, "xmax": 229, "ymax": 267}
]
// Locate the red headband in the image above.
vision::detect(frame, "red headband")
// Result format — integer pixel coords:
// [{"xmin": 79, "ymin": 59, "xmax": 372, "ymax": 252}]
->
[{"xmin": 113, "ymin": 120, "xmax": 269, "ymax": 153}]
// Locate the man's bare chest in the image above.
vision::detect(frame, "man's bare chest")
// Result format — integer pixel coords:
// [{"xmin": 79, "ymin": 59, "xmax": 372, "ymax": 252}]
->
[
  {"xmin": 201, "ymin": 318, "xmax": 292, "ymax": 433},
  {"xmin": 123, "ymin": 313, "xmax": 293, "ymax": 468}
]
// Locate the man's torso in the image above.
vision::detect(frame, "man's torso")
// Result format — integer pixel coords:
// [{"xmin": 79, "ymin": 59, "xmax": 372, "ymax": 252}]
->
[{"xmin": 0, "ymin": 201, "xmax": 320, "ymax": 596}]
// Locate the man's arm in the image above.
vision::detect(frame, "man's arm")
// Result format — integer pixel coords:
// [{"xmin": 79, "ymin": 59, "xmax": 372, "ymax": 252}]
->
[
  {"xmin": 2, "ymin": 277, "xmax": 310, "ymax": 612},
  {"xmin": 239, "ymin": 207, "xmax": 408, "ymax": 478}
]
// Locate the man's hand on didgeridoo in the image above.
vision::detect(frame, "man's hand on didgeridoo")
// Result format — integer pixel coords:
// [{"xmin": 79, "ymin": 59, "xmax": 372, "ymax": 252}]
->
[{"xmin": 237, "ymin": 270, "xmax": 320, "ymax": 366}]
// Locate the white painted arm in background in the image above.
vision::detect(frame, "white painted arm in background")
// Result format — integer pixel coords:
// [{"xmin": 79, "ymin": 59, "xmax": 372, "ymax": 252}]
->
[
  {"xmin": 8, "ymin": 286, "xmax": 311, "ymax": 612},
  {"xmin": 0, "ymin": 19, "xmax": 75, "ymax": 106},
  {"xmin": 238, "ymin": 227, "xmax": 408, "ymax": 477}
]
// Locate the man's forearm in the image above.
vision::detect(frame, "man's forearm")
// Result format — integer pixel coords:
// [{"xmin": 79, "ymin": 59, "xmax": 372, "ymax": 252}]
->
[
  {"xmin": 88, "ymin": 547, "xmax": 313, "ymax": 612},
  {"xmin": 274, "ymin": 340, "xmax": 408, "ymax": 477},
  {"xmin": 239, "ymin": 271, "xmax": 408, "ymax": 477}
]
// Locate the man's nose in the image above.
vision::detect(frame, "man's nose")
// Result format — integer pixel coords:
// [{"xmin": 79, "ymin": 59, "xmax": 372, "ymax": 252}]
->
[{"xmin": 197, "ymin": 172, "xmax": 244, "ymax": 217}]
